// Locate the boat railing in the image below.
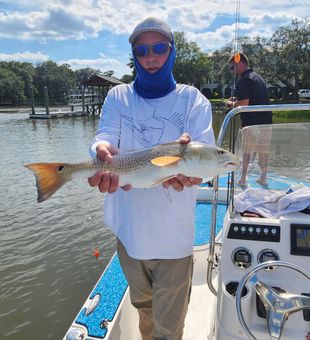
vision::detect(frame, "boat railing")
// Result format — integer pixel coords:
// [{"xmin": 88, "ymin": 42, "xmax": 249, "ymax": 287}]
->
[{"xmin": 207, "ymin": 103, "xmax": 310, "ymax": 296}]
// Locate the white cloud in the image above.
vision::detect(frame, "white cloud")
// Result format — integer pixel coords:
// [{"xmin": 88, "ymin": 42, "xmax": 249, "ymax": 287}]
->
[
  {"xmin": 0, "ymin": 2, "xmax": 100, "ymax": 40},
  {"xmin": 0, "ymin": 0, "xmax": 306, "ymax": 42},
  {"xmin": 0, "ymin": 0, "xmax": 308, "ymax": 53},
  {"xmin": 58, "ymin": 54, "xmax": 131, "ymax": 78},
  {"xmin": 186, "ymin": 11, "xmax": 305, "ymax": 51},
  {"xmin": 0, "ymin": 51, "xmax": 49, "ymax": 62}
]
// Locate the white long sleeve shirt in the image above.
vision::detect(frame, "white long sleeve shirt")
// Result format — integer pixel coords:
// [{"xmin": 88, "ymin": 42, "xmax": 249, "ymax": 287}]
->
[{"xmin": 90, "ymin": 83, "xmax": 215, "ymax": 259}]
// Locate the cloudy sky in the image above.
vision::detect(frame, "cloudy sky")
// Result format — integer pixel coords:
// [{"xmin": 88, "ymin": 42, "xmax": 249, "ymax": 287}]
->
[{"xmin": 0, "ymin": 0, "xmax": 308, "ymax": 78}]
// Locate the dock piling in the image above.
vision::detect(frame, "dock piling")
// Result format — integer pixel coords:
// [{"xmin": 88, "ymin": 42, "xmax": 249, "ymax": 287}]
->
[
  {"xmin": 81, "ymin": 87, "xmax": 85, "ymax": 114},
  {"xmin": 43, "ymin": 86, "xmax": 50, "ymax": 115},
  {"xmin": 29, "ymin": 86, "xmax": 35, "ymax": 115}
]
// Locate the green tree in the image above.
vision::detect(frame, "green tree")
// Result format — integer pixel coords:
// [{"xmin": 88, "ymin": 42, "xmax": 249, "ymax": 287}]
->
[
  {"xmin": 120, "ymin": 74, "xmax": 134, "ymax": 83},
  {"xmin": 33, "ymin": 61, "xmax": 76, "ymax": 105},
  {"xmin": 74, "ymin": 67, "xmax": 100, "ymax": 88},
  {"xmin": 0, "ymin": 61, "xmax": 35, "ymax": 104},
  {"xmin": 127, "ymin": 56, "xmax": 136, "ymax": 79},
  {"xmin": 208, "ymin": 47, "xmax": 232, "ymax": 96},
  {"xmin": 173, "ymin": 32, "xmax": 211, "ymax": 89},
  {"xmin": 102, "ymin": 70, "xmax": 116, "ymax": 78},
  {"xmin": 0, "ymin": 67, "xmax": 25, "ymax": 105},
  {"xmin": 265, "ymin": 18, "xmax": 310, "ymax": 97}
]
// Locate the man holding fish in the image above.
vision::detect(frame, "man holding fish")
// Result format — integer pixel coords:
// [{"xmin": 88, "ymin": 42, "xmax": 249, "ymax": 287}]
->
[
  {"xmin": 24, "ymin": 16, "xmax": 238, "ymax": 340},
  {"xmin": 25, "ymin": 16, "xmax": 238, "ymax": 340},
  {"xmin": 87, "ymin": 17, "xmax": 216, "ymax": 340}
]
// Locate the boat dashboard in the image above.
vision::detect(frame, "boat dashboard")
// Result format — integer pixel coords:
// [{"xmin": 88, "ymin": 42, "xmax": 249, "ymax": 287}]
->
[
  {"xmin": 217, "ymin": 210, "xmax": 310, "ymax": 339},
  {"xmin": 226, "ymin": 213, "xmax": 310, "ymax": 268}
]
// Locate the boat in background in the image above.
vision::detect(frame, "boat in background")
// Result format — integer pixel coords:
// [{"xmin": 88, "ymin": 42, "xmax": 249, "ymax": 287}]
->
[{"xmin": 65, "ymin": 104, "xmax": 310, "ymax": 340}]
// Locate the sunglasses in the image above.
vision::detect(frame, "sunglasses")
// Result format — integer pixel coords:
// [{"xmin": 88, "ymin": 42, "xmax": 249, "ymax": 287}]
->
[{"xmin": 132, "ymin": 42, "xmax": 172, "ymax": 57}]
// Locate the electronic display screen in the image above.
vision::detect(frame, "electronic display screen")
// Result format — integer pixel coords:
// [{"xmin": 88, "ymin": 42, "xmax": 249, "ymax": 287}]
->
[
  {"xmin": 296, "ymin": 228, "xmax": 310, "ymax": 248},
  {"xmin": 236, "ymin": 254, "xmax": 250, "ymax": 262},
  {"xmin": 291, "ymin": 224, "xmax": 310, "ymax": 256}
]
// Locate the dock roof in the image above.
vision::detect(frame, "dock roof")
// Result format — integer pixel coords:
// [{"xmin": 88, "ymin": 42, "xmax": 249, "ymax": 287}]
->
[{"xmin": 82, "ymin": 74, "xmax": 123, "ymax": 87}]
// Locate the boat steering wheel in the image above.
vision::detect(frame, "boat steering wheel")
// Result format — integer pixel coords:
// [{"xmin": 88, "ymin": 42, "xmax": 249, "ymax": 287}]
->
[{"xmin": 235, "ymin": 261, "xmax": 310, "ymax": 340}]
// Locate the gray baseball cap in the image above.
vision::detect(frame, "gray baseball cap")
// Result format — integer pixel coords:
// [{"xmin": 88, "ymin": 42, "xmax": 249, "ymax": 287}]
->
[{"xmin": 129, "ymin": 17, "xmax": 173, "ymax": 44}]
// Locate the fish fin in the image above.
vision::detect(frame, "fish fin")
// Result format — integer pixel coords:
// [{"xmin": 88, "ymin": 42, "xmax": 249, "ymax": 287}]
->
[
  {"xmin": 151, "ymin": 156, "xmax": 181, "ymax": 167},
  {"xmin": 149, "ymin": 175, "xmax": 177, "ymax": 187},
  {"xmin": 24, "ymin": 162, "xmax": 71, "ymax": 202}
]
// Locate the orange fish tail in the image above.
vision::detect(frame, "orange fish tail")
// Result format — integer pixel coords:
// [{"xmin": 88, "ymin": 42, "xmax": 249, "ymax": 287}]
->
[{"xmin": 25, "ymin": 162, "xmax": 72, "ymax": 202}]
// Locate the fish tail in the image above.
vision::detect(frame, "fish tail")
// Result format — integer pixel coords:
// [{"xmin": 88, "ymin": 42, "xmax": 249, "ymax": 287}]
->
[{"xmin": 25, "ymin": 162, "xmax": 72, "ymax": 202}]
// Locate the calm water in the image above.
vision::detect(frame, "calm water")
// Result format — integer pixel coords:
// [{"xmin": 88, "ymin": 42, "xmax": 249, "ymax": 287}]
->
[
  {"xmin": 0, "ymin": 113, "xmax": 114, "ymax": 339},
  {"xmin": 0, "ymin": 111, "xmax": 309, "ymax": 339}
]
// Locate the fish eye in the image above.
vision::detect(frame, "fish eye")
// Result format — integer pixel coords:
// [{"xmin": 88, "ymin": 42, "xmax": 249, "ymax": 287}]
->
[
  {"xmin": 58, "ymin": 165, "xmax": 64, "ymax": 171},
  {"xmin": 217, "ymin": 150, "xmax": 225, "ymax": 155}
]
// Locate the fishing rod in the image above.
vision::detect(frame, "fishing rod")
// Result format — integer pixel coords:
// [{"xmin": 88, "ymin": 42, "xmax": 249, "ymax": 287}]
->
[
  {"xmin": 231, "ymin": 0, "xmax": 241, "ymax": 99},
  {"xmin": 227, "ymin": 0, "xmax": 242, "ymax": 205}
]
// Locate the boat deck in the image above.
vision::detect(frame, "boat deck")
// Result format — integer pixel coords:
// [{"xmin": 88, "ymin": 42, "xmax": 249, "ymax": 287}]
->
[{"xmin": 184, "ymin": 246, "xmax": 217, "ymax": 340}]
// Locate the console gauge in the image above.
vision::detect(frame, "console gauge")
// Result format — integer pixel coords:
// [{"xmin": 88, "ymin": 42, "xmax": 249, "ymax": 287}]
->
[{"xmin": 232, "ymin": 248, "xmax": 252, "ymax": 269}]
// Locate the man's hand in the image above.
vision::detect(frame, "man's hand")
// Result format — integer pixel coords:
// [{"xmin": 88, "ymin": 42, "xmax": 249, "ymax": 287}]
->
[
  {"xmin": 162, "ymin": 175, "xmax": 203, "ymax": 191},
  {"xmin": 225, "ymin": 97, "xmax": 237, "ymax": 109},
  {"xmin": 162, "ymin": 133, "xmax": 203, "ymax": 192},
  {"xmin": 88, "ymin": 142, "xmax": 131, "ymax": 193}
]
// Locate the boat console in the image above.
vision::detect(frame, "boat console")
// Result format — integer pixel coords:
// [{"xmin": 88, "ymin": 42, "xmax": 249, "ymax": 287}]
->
[
  {"xmin": 216, "ymin": 210, "xmax": 310, "ymax": 339},
  {"xmin": 211, "ymin": 114, "xmax": 310, "ymax": 340}
]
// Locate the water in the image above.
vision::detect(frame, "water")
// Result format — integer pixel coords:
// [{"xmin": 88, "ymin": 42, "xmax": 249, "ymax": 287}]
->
[
  {"xmin": 0, "ymin": 111, "xmax": 309, "ymax": 339},
  {"xmin": 0, "ymin": 113, "xmax": 115, "ymax": 339}
]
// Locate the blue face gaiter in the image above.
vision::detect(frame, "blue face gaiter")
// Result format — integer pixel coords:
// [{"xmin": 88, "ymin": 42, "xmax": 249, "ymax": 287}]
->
[{"xmin": 132, "ymin": 39, "xmax": 176, "ymax": 99}]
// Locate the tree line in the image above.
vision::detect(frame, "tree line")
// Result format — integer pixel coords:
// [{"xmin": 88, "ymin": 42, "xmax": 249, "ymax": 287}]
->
[{"xmin": 0, "ymin": 18, "xmax": 308, "ymax": 106}]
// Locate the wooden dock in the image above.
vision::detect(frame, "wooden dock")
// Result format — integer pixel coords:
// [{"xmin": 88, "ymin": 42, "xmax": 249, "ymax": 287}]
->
[
  {"xmin": 28, "ymin": 87, "xmax": 104, "ymax": 119},
  {"xmin": 27, "ymin": 78, "xmax": 119, "ymax": 119},
  {"xmin": 29, "ymin": 110, "xmax": 87, "ymax": 119}
]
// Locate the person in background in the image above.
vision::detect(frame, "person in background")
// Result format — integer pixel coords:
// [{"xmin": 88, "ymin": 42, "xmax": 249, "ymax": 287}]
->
[
  {"xmin": 88, "ymin": 17, "xmax": 215, "ymax": 340},
  {"xmin": 226, "ymin": 53, "xmax": 272, "ymax": 187}
]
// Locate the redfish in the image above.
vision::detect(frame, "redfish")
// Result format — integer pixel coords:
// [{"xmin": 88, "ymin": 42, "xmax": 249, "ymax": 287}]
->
[{"xmin": 25, "ymin": 141, "xmax": 238, "ymax": 202}]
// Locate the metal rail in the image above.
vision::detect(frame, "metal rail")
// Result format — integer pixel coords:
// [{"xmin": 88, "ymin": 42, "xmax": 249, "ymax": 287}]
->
[{"xmin": 206, "ymin": 103, "xmax": 310, "ymax": 296}]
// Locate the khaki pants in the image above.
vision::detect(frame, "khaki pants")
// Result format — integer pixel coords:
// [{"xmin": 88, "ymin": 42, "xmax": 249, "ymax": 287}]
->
[{"xmin": 117, "ymin": 239, "xmax": 193, "ymax": 340}]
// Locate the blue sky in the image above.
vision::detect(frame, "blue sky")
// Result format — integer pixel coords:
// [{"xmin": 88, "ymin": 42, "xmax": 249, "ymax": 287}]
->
[{"xmin": 0, "ymin": 0, "xmax": 308, "ymax": 78}]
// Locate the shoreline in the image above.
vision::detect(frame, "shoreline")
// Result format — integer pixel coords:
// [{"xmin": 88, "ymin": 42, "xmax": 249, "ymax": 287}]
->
[
  {"xmin": 0, "ymin": 106, "xmax": 82, "ymax": 114},
  {"xmin": 1, "ymin": 99, "xmax": 307, "ymax": 115}
]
